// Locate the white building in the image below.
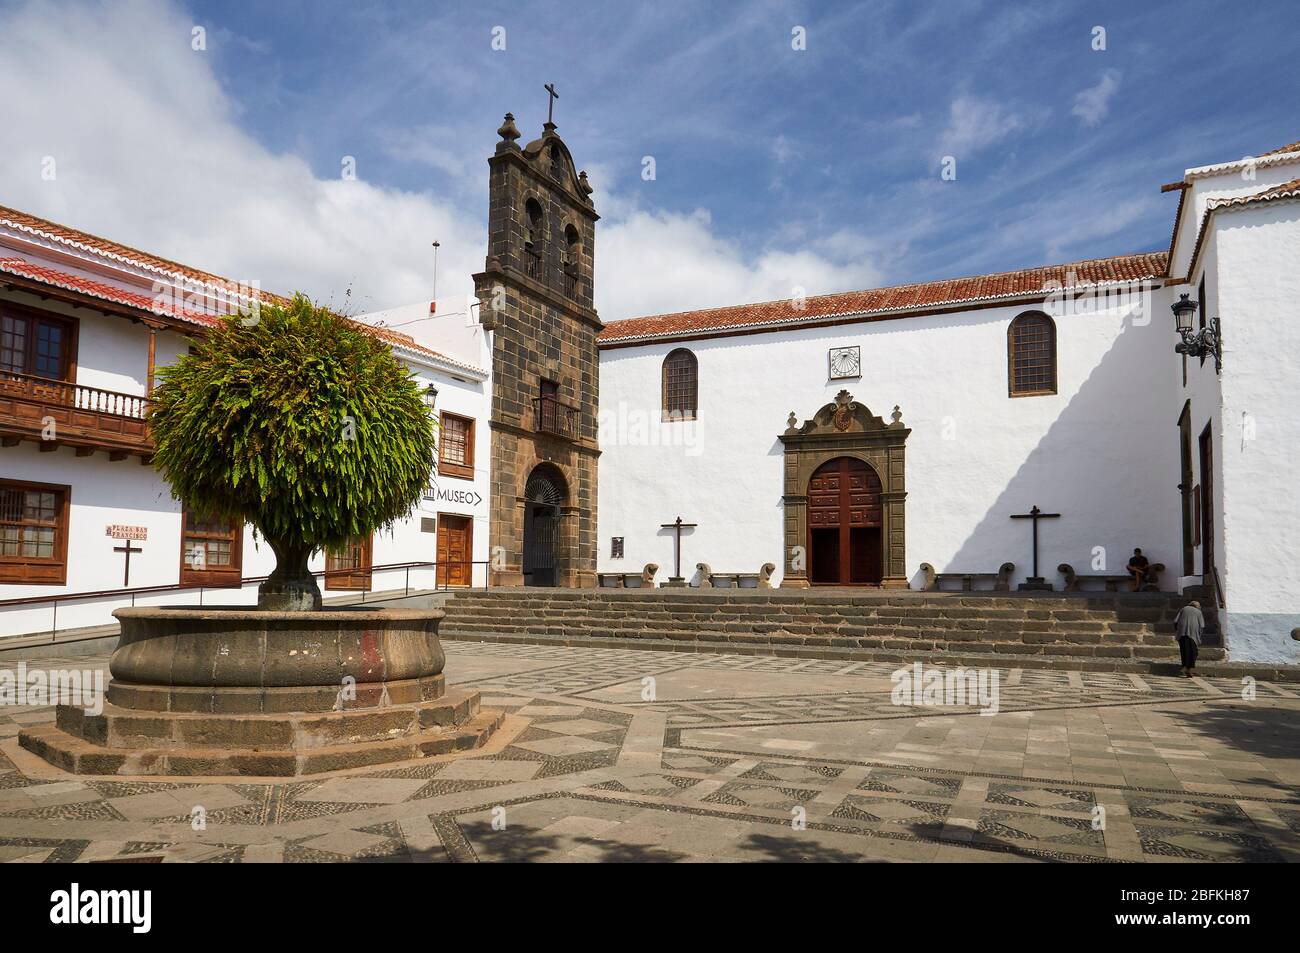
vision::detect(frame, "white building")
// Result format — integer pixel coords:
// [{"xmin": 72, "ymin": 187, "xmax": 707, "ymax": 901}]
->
[
  {"xmin": 595, "ymin": 138, "xmax": 1300, "ymax": 665},
  {"xmin": 0, "ymin": 207, "xmax": 492, "ymax": 640},
  {"xmin": 3, "ymin": 129, "xmax": 1298, "ymax": 665}
]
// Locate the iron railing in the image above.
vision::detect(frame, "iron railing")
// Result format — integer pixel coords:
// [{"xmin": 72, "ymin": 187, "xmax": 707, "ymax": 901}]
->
[
  {"xmin": 0, "ymin": 559, "xmax": 494, "ymax": 642},
  {"xmin": 533, "ymin": 395, "xmax": 578, "ymax": 439}
]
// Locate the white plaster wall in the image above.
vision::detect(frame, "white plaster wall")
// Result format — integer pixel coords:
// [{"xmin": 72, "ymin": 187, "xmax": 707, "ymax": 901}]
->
[
  {"xmin": 598, "ymin": 290, "xmax": 1182, "ymax": 591},
  {"xmin": 1, "ymin": 355, "xmax": 492, "ymax": 640},
  {"xmin": 1212, "ymin": 198, "xmax": 1300, "ymax": 663},
  {"xmin": 1170, "ymin": 158, "xmax": 1300, "ymax": 278}
]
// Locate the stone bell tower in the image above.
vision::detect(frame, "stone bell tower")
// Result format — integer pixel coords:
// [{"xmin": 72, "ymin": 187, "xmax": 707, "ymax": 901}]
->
[{"xmin": 474, "ymin": 111, "xmax": 601, "ymax": 587}]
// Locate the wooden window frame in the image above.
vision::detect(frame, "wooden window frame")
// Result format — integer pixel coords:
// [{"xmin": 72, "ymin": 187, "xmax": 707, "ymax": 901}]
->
[
  {"xmin": 326, "ymin": 535, "xmax": 372, "ymax": 590},
  {"xmin": 1007, "ymin": 311, "xmax": 1058, "ymax": 397},
  {"xmin": 661, "ymin": 348, "xmax": 698, "ymax": 421},
  {"xmin": 0, "ymin": 302, "xmax": 79, "ymax": 382},
  {"xmin": 437, "ymin": 411, "xmax": 475, "ymax": 481},
  {"xmin": 178, "ymin": 508, "xmax": 243, "ymax": 587},
  {"xmin": 0, "ymin": 478, "xmax": 70, "ymax": 584}
]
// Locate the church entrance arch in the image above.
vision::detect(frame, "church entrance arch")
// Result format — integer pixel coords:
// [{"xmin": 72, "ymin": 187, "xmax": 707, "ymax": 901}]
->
[
  {"xmin": 779, "ymin": 390, "xmax": 910, "ymax": 588},
  {"xmin": 522, "ymin": 465, "xmax": 566, "ymax": 587},
  {"xmin": 808, "ymin": 457, "xmax": 883, "ymax": 585}
]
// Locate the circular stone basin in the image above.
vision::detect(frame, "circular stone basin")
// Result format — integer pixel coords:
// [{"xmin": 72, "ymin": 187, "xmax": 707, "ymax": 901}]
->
[{"xmin": 110, "ymin": 606, "xmax": 446, "ymax": 689}]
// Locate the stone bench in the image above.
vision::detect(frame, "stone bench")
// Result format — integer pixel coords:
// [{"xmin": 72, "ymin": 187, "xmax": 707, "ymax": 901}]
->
[
  {"xmin": 1058, "ymin": 562, "xmax": 1164, "ymax": 592},
  {"xmin": 695, "ymin": 562, "xmax": 776, "ymax": 589},
  {"xmin": 919, "ymin": 562, "xmax": 1015, "ymax": 592},
  {"xmin": 597, "ymin": 563, "xmax": 659, "ymax": 589}
]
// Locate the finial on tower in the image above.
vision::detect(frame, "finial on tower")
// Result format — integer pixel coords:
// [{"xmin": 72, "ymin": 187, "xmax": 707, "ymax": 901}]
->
[{"xmin": 497, "ymin": 112, "xmax": 521, "ymax": 144}]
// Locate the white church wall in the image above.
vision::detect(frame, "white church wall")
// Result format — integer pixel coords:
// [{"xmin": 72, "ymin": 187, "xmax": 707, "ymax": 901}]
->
[
  {"xmin": 1179, "ymin": 232, "xmax": 1224, "ymax": 598},
  {"xmin": 598, "ymin": 289, "xmax": 1182, "ymax": 591},
  {"xmin": 1211, "ymin": 199, "xmax": 1300, "ymax": 663},
  {"xmin": 1170, "ymin": 157, "xmax": 1300, "ymax": 278}
]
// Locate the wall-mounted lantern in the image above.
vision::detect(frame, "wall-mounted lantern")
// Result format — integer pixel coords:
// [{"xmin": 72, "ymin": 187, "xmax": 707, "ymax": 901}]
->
[{"xmin": 1171, "ymin": 293, "xmax": 1222, "ymax": 373}]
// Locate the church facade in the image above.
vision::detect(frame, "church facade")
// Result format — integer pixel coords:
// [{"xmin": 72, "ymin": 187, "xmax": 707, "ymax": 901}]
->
[
  {"xmin": 596, "ymin": 139, "xmax": 1300, "ymax": 665},
  {"xmin": 1, "ymin": 119, "xmax": 1297, "ymax": 665}
]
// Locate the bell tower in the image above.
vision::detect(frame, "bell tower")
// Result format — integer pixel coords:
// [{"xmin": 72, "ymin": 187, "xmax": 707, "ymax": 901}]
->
[{"xmin": 474, "ymin": 109, "xmax": 601, "ymax": 587}]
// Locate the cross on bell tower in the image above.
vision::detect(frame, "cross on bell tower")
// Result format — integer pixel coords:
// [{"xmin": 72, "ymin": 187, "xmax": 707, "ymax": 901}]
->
[{"xmin": 544, "ymin": 83, "xmax": 559, "ymax": 125}]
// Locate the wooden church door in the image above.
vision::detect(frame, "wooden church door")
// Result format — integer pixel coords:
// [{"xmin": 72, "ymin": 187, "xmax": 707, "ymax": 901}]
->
[{"xmin": 807, "ymin": 457, "xmax": 883, "ymax": 585}]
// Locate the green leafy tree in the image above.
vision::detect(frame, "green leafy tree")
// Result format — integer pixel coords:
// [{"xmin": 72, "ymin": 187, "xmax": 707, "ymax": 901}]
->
[{"xmin": 149, "ymin": 295, "xmax": 436, "ymax": 609}]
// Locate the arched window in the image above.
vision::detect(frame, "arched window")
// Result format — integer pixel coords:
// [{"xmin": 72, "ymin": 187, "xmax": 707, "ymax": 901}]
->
[
  {"xmin": 524, "ymin": 199, "xmax": 544, "ymax": 279},
  {"xmin": 662, "ymin": 348, "xmax": 698, "ymax": 420},
  {"xmin": 562, "ymin": 224, "xmax": 581, "ymax": 296},
  {"xmin": 1007, "ymin": 311, "xmax": 1057, "ymax": 396}
]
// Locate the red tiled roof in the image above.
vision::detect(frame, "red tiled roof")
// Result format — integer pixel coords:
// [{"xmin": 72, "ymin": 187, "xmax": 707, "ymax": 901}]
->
[
  {"xmin": 0, "ymin": 203, "xmax": 476, "ymax": 369},
  {"xmin": 0, "ymin": 257, "xmax": 221, "ymax": 327},
  {"xmin": 1260, "ymin": 138, "xmax": 1300, "ymax": 157},
  {"xmin": 598, "ymin": 252, "xmax": 1169, "ymax": 345},
  {"xmin": 0, "ymin": 204, "xmax": 242, "ymax": 287},
  {"xmin": 1211, "ymin": 176, "xmax": 1300, "ymax": 207}
]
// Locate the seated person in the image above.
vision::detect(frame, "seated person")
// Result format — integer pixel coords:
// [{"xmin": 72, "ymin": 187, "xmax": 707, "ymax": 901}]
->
[{"xmin": 1126, "ymin": 548, "xmax": 1150, "ymax": 591}]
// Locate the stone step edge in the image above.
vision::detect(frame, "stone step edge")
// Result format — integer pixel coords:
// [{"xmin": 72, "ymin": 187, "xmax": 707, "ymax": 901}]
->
[
  {"xmin": 57, "ymin": 688, "xmax": 482, "ymax": 750},
  {"xmin": 438, "ymin": 631, "xmax": 1274, "ymax": 680},
  {"xmin": 18, "ymin": 709, "xmax": 504, "ymax": 778},
  {"xmin": 440, "ymin": 623, "xmax": 1223, "ymax": 650}
]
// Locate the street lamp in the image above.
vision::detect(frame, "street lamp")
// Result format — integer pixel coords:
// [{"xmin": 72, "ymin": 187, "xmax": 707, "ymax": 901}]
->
[
  {"xmin": 1171, "ymin": 293, "xmax": 1222, "ymax": 373},
  {"xmin": 424, "ymin": 383, "xmax": 438, "ymax": 410}
]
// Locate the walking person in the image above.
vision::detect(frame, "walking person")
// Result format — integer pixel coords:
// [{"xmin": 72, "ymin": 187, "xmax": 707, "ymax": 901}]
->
[{"xmin": 1174, "ymin": 600, "xmax": 1204, "ymax": 677}]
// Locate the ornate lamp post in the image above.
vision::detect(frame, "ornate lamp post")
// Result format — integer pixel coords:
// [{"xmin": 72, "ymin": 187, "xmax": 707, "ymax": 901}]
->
[{"xmin": 1171, "ymin": 293, "xmax": 1222, "ymax": 373}]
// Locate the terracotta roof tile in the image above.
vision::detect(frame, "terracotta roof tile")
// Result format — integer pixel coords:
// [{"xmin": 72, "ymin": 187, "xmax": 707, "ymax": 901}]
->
[
  {"xmin": 598, "ymin": 251, "xmax": 1169, "ymax": 345},
  {"xmin": 0, "ymin": 203, "xmax": 481, "ymax": 371},
  {"xmin": 0, "ymin": 257, "xmax": 221, "ymax": 326},
  {"xmin": 0, "ymin": 204, "xmax": 243, "ymax": 287},
  {"xmin": 1260, "ymin": 138, "xmax": 1300, "ymax": 157}
]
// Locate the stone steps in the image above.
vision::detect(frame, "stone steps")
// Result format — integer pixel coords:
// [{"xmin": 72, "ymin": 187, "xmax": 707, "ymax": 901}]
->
[
  {"xmin": 439, "ymin": 620, "xmax": 1221, "ymax": 660},
  {"xmin": 20, "ymin": 709, "xmax": 503, "ymax": 777},
  {"xmin": 434, "ymin": 588, "xmax": 1222, "ymax": 664},
  {"xmin": 55, "ymin": 687, "xmax": 481, "ymax": 750}
]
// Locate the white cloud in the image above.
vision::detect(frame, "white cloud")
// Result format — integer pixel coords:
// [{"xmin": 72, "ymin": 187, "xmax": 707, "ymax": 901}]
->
[
  {"xmin": 0, "ymin": 0, "xmax": 888, "ymax": 324},
  {"xmin": 935, "ymin": 95, "xmax": 1024, "ymax": 159},
  {"xmin": 596, "ymin": 208, "xmax": 883, "ymax": 320},
  {"xmin": 1072, "ymin": 70, "xmax": 1122, "ymax": 127}
]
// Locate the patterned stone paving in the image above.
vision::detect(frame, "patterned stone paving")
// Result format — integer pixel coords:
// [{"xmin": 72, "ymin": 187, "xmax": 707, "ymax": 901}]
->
[{"xmin": 0, "ymin": 643, "xmax": 1297, "ymax": 863}]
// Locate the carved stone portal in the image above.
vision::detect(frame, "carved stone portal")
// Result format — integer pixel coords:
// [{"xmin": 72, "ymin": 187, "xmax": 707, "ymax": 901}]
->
[{"xmin": 779, "ymin": 390, "xmax": 910, "ymax": 588}]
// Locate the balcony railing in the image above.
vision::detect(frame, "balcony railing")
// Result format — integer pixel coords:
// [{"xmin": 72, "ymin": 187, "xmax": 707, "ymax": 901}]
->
[
  {"xmin": 525, "ymin": 247, "xmax": 544, "ymax": 280},
  {"xmin": 0, "ymin": 370, "xmax": 152, "ymax": 455},
  {"xmin": 562, "ymin": 268, "xmax": 580, "ymax": 298},
  {"xmin": 533, "ymin": 395, "xmax": 579, "ymax": 439}
]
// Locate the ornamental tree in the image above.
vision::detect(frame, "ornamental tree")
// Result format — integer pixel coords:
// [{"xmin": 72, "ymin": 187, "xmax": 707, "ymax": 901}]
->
[{"xmin": 149, "ymin": 295, "xmax": 436, "ymax": 610}]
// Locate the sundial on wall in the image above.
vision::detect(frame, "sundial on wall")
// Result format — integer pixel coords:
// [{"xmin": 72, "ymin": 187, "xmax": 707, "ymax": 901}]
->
[{"xmin": 828, "ymin": 345, "xmax": 861, "ymax": 380}]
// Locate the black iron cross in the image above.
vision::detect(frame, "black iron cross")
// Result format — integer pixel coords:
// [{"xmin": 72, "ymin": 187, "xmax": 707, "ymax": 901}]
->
[
  {"xmin": 660, "ymin": 516, "xmax": 697, "ymax": 583},
  {"xmin": 113, "ymin": 539, "xmax": 142, "ymax": 586},
  {"xmin": 544, "ymin": 83, "xmax": 558, "ymax": 124},
  {"xmin": 1010, "ymin": 505, "xmax": 1060, "ymax": 583}
]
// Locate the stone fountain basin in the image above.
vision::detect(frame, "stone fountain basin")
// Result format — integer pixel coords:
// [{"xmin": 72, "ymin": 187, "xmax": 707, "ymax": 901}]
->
[{"xmin": 106, "ymin": 607, "xmax": 447, "ymax": 713}]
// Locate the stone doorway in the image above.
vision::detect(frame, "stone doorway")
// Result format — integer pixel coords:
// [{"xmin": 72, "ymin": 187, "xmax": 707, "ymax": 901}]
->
[
  {"xmin": 522, "ymin": 465, "xmax": 565, "ymax": 587},
  {"xmin": 780, "ymin": 390, "xmax": 910, "ymax": 588}
]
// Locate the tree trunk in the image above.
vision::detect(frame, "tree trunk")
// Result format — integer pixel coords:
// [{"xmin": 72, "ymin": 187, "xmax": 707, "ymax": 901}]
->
[{"xmin": 258, "ymin": 538, "xmax": 322, "ymax": 611}]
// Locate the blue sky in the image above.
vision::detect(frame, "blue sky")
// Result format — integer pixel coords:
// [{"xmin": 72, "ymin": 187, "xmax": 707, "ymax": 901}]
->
[{"xmin": 1, "ymin": 0, "xmax": 1296, "ymax": 318}]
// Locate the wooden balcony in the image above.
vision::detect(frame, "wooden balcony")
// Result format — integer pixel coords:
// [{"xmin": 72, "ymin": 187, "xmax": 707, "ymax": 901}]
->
[
  {"xmin": 532, "ymin": 395, "xmax": 579, "ymax": 440},
  {"xmin": 0, "ymin": 370, "xmax": 152, "ymax": 457}
]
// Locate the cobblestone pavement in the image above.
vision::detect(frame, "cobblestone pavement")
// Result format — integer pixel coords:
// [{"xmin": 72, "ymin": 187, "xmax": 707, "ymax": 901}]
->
[{"xmin": 1, "ymin": 642, "xmax": 1298, "ymax": 863}]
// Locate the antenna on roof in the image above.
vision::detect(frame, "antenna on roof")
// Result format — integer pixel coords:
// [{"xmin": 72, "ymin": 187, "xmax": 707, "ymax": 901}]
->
[{"xmin": 430, "ymin": 240, "xmax": 440, "ymax": 314}]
